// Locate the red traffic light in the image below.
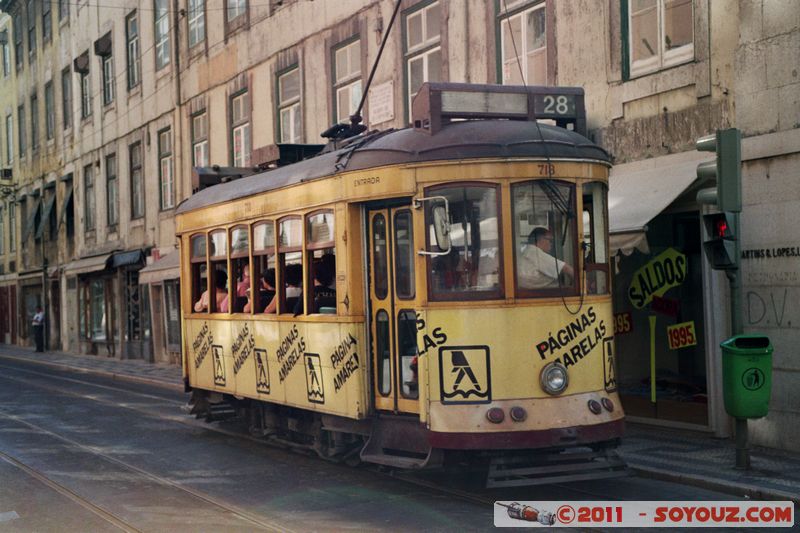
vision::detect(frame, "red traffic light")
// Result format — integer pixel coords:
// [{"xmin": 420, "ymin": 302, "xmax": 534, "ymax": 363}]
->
[{"xmin": 715, "ymin": 219, "xmax": 729, "ymax": 238}]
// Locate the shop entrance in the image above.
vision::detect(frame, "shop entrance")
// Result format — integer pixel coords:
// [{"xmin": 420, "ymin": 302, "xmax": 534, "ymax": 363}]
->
[{"xmin": 613, "ymin": 211, "xmax": 709, "ymax": 426}]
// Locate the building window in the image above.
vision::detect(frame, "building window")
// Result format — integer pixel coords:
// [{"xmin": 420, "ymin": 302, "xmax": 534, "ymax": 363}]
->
[
  {"xmin": 17, "ymin": 105, "xmax": 25, "ymax": 157},
  {"xmin": 13, "ymin": 12, "xmax": 23, "ymax": 70},
  {"xmin": 188, "ymin": 0, "xmax": 205, "ymax": 48},
  {"xmin": 231, "ymin": 92, "xmax": 251, "ymax": 166},
  {"xmin": 159, "ymin": 128, "xmax": 174, "ymax": 210},
  {"xmin": 5, "ymin": 114, "xmax": 13, "ymax": 164},
  {"xmin": 129, "ymin": 142, "xmax": 144, "ymax": 219},
  {"xmin": 154, "ymin": 0, "xmax": 170, "ymax": 70},
  {"xmin": 332, "ymin": 39, "xmax": 362, "ymax": 124},
  {"xmin": 191, "ymin": 111, "xmax": 209, "ymax": 167},
  {"xmin": 42, "ymin": 0, "xmax": 52, "ymax": 43},
  {"xmin": 2, "ymin": 39, "xmax": 10, "ymax": 77},
  {"xmin": 44, "ymin": 82, "xmax": 54, "ymax": 140},
  {"xmin": 62, "ymin": 67, "xmax": 72, "ymax": 129},
  {"xmin": 499, "ymin": 1, "xmax": 546, "ymax": 85},
  {"xmin": 627, "ymin": 0, "xmax": 694, "ymax": 78},
  {"xmin": 102, "ymin": 54, "xmax": 115, "ymax": 105},
  {"xmin": 404, "ymin": 1, "xmax": 441, "ymax": 121},
  {"xmin": 30, "ymin": 93, "xmax": 38, "ymax": 152},
  {"xmin": 26, "ymin": 0, "xmax": 36, "ymax": 63},
  {"xmin": 80, "ymin": 71, "xmax": 92, "ymax": 119},
  {"xmin": 59, "ymin": 0, "xmax": 69, "ymax": 21},
  {"xmin": 106, "ymin": 154, "xmax": 118, "ymax": 227},
  {"xmin": 8, "ymin": 202, "xmax": 15, "ymax": 252},
  {"xmin": 277, "ymin": 68, "xmax": 301, "ymax": 143},
  {"xmin": 227, "ymin": 0, "xmax": 247, "ymax": 23},
  {"xmin": 84, "ymin": 164, "xmax": 95, "ymax": 232},
  {"xmin": 126, "ymin": 12, "xmax": 141, "ymax": 88}
]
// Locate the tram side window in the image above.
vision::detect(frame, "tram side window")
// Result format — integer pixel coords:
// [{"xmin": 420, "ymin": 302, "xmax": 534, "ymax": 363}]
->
[
  {"xmin": 252, "ymin": 221, "xmax": 277, "ymax": 313},
  {"xmin": 582, "ymin": 182, "xmax": 609, "ymax": 295},
  {"xmin": 306, "ymin": 211, "xmax": 336, "ymax": 314},
  {"xmin": 426, "ymin": 184, "xmax": 502, "ymax": 301},
  {"xmin": 512, "ymin": 180, "xmax": 577, "ymax": 295},
  {"xmin": 190, "ymin": 234, "xmax": 207, "ymax": 313},
  {"xmin": 394, "ymin": 210, "xmax": 415, "ymax": 299},
  {"xmin": 372, "ymin": 214, "xmax": 389, "ymax": 300},
  {"xmin": 278, "ymin": 217, "xmax": 303, "ymax": 315},
  {"xmin": 208, "ymin": 230, "xmax": 229, "ymax": 313},
  {"xmin": 230, "ymin": 225, "xmax": 250, "ymax": 313},
  {"xmin": 398, "ymin": 309, "xmax": 419, "ymax": 399}
]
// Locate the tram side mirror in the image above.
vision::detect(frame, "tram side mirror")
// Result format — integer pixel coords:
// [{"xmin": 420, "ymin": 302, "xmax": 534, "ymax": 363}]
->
[
  {"xmin": 414, "ymin": 195, "xmax": 451, "ymax": 256},
  {"xmin": 432, "ymin": 205, "xmax": 451, "ymax": 251}
]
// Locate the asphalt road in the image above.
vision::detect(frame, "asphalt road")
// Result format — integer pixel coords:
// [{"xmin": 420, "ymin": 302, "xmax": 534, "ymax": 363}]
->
[{"xmin": 0, "ymin": 357, "xmax": 789, "ymax": 532}]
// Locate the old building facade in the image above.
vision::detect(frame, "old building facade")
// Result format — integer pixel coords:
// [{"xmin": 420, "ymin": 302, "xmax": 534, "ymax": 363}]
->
[{"xmin": 0, "ymin": 0, "xmax": 797, "ymax": 451}]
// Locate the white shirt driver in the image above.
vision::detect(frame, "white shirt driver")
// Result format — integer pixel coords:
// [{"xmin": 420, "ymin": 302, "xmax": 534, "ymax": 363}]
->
[{"xmin": 518, "ymin": 245, "xmax": 566, "ymax": 289}]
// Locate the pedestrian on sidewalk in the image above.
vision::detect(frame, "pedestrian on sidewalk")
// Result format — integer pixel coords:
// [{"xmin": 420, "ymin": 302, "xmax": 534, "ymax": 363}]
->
[{"xmin": 32, "ymin": 306, "xmax": 45, "ymax": 353}]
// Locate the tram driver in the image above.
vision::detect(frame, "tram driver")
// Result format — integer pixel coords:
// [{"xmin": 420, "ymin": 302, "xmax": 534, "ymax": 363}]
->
[{"xmin": 518, "ymin": 227, "xmax": 574, "ymax": 289}]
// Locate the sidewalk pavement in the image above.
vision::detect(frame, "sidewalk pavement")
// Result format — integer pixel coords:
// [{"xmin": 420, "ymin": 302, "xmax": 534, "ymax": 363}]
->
[{"xmin": 0, "ymin": 344, "xmax": 798, "ymax": 503}]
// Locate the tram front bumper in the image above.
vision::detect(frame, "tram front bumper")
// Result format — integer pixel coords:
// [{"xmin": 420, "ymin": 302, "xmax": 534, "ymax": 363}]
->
[{"xmin": 426, "ymin": 391, "xmax": 625, "ymax": 450}]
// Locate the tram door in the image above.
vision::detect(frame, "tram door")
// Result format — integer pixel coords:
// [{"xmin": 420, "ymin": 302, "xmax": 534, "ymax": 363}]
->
[{"xmin": 368, "ymin": 207, "xmax": 419, "ymax": 414}]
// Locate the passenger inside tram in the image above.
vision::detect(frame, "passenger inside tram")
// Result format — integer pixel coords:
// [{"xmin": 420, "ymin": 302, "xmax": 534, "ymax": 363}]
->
[
  {"xmin": 518, "ymin": 227, "xmax": 574, "ymax": 288},
  {"xmin": 194, "ymin": 270, "xmax": 229, "ymax": 312},
  {"xmin": 284, "ymin": 263, "xmax": 303, "ymax": 315},
  {"xmin": 312, "ymin": 263, "xmax": 336, "ymax": 313},
  {"xmin": 234, "ymin": 261, "xmax": 250, "ymax": 312},
  {"xmin": 244, "ymin": 268, "xmax": 277, "ymax": 313}
]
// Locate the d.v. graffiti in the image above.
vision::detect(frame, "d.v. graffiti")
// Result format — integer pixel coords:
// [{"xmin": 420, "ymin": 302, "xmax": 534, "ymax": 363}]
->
[{"xmin": 535, "ymin": 307, "xmax": 607, "ymax": 368}]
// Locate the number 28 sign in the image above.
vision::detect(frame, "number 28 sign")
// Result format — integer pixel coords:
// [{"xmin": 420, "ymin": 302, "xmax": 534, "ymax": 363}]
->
[{"xmin": 667, "ymin": 321, "xmax": 698, "ymax": 350}]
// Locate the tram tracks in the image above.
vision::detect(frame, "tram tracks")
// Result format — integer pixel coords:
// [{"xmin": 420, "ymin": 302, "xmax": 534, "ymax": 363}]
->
[{"xmin": 0, "ymin": 360, "xmax": 622, "ymax": 529}]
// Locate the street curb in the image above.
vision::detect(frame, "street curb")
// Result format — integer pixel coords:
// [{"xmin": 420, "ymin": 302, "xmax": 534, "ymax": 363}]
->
[
  {"xmin": 629, "ymin": 465, "xmax": 800, "ymax": 505},
  {"xmin": 0, "ymin": 354, "xmax": 184, "ymax": 393}
]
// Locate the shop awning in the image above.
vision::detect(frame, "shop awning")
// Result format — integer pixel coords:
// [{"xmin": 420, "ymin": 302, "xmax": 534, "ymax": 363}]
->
[
  {"xmin": 62, "ymin": 253, "xmax": 112, "ymax": 275},
  {"xmin": 139, "ymin": 251, "xmax": 180, "ymax": 285},
  {"xmin": 21, "ymin": 196, "xmax": 41, "ymax": 241},
  {"xmin": 608, "ymin": 151, "xmax": 711, "ymax": 254},
  {"xmin": 35, "ymin": 193, "xmax": 57, "ymax": 239},
  {"xmin": 109, "ymin": 249, "xmax": 144, "ymax": 269},
  {"xmin": 58, "ymin": 183, "xmax": 74, "ymax": 228}
]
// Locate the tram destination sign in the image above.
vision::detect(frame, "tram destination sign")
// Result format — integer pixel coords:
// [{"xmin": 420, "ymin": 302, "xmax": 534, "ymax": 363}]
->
[{"xmin": 412, "ymin": 83, "xmax": 587, "ymax": 136}]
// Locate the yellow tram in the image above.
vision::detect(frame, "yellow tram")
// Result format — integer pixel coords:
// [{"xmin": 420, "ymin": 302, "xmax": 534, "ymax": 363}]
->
[{"xmin": 176, "ymin": 83, "xmax": 624, "ymax": 485}]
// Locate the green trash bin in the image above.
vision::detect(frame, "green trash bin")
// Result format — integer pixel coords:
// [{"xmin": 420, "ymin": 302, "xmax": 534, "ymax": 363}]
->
[{"xmin": 721, "ymin": 335, "xmax": 772, "ymax": 419}]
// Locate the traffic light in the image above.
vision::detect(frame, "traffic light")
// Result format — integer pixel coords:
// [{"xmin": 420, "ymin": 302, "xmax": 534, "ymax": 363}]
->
[
  {"xmin": 702, "ymin": 211, "xmax": 738, "ymax": 270},
  {"xmin": 696, "ymin": 128, "xmax": 742, "ymax": 212}
]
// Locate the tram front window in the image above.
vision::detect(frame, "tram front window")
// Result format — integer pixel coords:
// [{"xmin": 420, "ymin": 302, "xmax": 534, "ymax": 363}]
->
[
  {"xmin": 426, "ymin": 184, "xmax": 502, "ymax": 300},
  {"xmin": 512, "ymin": 180, "xmax": 577, "ymax": 295}
]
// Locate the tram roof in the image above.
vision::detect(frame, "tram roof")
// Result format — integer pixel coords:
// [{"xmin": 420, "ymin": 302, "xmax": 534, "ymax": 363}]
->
[{"xmin": 176, "ymin": 120, "xmax": 610, "ymax": 215}]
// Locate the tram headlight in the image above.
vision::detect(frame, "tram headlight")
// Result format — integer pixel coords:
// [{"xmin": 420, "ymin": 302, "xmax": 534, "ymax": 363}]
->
[{"xmin": 540, "ymin": 362, "xmax": 569, "ymax": 395}]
